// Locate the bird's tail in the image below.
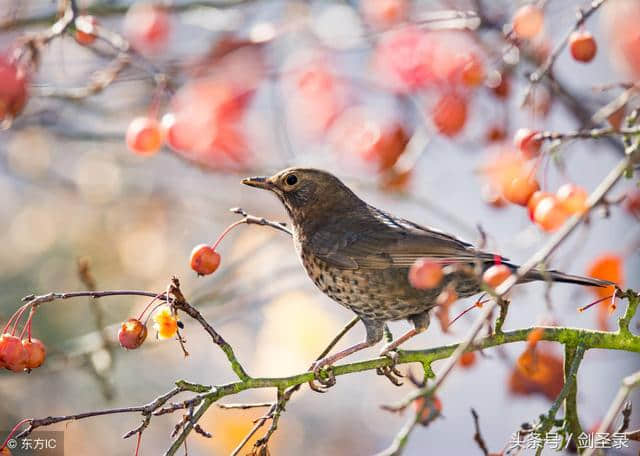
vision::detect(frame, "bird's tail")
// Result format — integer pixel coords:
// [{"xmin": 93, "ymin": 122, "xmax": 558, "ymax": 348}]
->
[{"xmin": 522, "ymin": 268, "xmax": 614, "ymax": 288}]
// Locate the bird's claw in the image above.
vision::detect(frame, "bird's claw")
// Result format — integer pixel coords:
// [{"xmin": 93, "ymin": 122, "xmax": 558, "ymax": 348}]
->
[
  {"xmin": 376, "ymin": 349, "xmax": 404, "ymax": 386},
  {"xmin": 308, "ymin": 360, "xmax": 336, "ymax": 393}
]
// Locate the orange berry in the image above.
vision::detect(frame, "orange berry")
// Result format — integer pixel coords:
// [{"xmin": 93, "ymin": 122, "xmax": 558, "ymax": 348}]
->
[
  {"xmin": 0, "ymin": 447, "xmax": 11, "ymax": 455},
  {"xmin": 527, "ymin": 191, "xmax": 551, "ymax": 221},
  {"xmin": 482, "ymin": 264, "xmax": 512, "ymax": 289},
  {"xmin": 556, "ymin": 183, "xmax": 588, "ymax": 214},
  {"xmin": 461, "ymin": 54, "xmax": 485, "ymax": 87},
  {"xmin": 413, "ymin": 395, "xmax": 442, "ymax": 425},
  {"xmin": 409, "ymin": 259, "xmax": 444, "ymax": 289},
  {"xmin": 514, "ymin": 128, "xmax": 542, "ymax": 159},
  {"xmin": 533, "ymin": 196, "xmax": 570, "ymax": 232},
  {"xmin": 486, "ymin": 126, "xmax": 506, "ymax": 143},
  {"xmin": 432, "ymin": 92, "xmax": 467, "ymax": 136},
  {"xmin": 75, "ymin": 15, "xmax": 98, "ymax": 45},
  {"xmin": 569, "ymin": 30, "xmax": 597, "ymax": 63},
  {"xmin": 118, "ymin": 319, "xmax": 148, "ymax": 350},
  {"xmin": 126, "ymin": 116, "xmax": 163, "ymax": 156},
  {"xmin": 190, "ymin": 244, "xmax": 221, "ymax": 276},
  {"xmin": 153, "ymin": 305, "xmax": 178, "ymax": 340},
  {"xmin": 512, "ymin": 5, "xmax": 544, "ymax": 40},
  {"xmin": 587, "ymin": 253, "xmax": 624, "ymax": 300},
  {"xmin": 459, "ymin": 351, "xmax": 476, "ymax": 368},
  {"xmin": 526, "ymin": 328, "xmax": 545, "ymax": 347},
  {"xmin": 501, "ymin": 174, "xmax": 540, "ymax": 206},
  {"xmin": 0, "ymin": 334, "xmax": 28, "ymax": 372},
  {"xmin": 362, "ymin": 0, "xmax": 407, "ymax": 28},
  {"xmin": 22, "ymin": 338, "xmax": 46, "ymax": 369}
]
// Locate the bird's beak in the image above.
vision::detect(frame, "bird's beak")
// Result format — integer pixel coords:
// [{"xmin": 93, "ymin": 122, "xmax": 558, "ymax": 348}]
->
[{"xmin": 242, "ymin": 176, "xmax": 273, "ymax": 190}]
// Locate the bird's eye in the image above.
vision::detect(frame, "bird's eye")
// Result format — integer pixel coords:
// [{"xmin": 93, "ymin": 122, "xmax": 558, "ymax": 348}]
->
[{"xmin": 285, "ymin": 174, "xmax": 298, "ymax": 186}]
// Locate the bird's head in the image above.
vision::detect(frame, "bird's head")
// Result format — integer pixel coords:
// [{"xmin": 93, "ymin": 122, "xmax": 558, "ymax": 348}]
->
[{"xmin": 242, "ymin": 168, "xmax": 364, "ymax": 227}]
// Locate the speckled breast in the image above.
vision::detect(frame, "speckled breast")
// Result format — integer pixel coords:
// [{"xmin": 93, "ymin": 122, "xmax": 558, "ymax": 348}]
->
[{"xmin": 297, "ymin": 244, "xmax": 482, "ymax": 323}]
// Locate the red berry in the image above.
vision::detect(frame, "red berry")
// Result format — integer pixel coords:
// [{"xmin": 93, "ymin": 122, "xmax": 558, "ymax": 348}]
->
[
  {"xmin": 512, "ymin": 5, "xmax": 544, "ymax": 40},
  {"xmin": 75, "ymin": 15, "xmax": 98, "ymax": 45},
  {"xmin": 126, "ymin": 116, "xmax": 163, "ymax": 156},
  {"xmin": 118, "ymin": 319, "xmax": 147, "ymax": 350},
  {"xmin": 409, "ymin": 259, "xmax": 444, "ymax": 289},
  {"xmin": 190, "ymin": 244, "xmax": 221, "ymax": 276},
  {"xmin": 490, "ymin": 74, "xmax": 511, "ymax": 99},
  {"xmin": 123, "ymin": 2, "xmax": 170, "ymax": 55},
  {"xmin": 432, "ymin": 92, "xmax": 467, "ymax": 136},
  {"xmin": 22, "ymin": 338, "xmax": 46, "ymax": 369},
  {"xmin": 0, "ymin": 56, "xmax": 28, "ymax": 122},
  {"xmin": 482, "ymin": 264, "xmax": 512, "ymax": 289},
  {"xmin": 514, "ymin": 128, "xmax": 542, "ymax": 159},
  {"xmin": 0, "ymin": 334, "xmax": 28, "ymax": 372},
  {"xmin": 569, "ymin": 30, "xmax": 597, "ymax": 63},
  {"xmin": 556, "ymin": 183, "xmax": 588, "ymax": 215},
  {"xmin": 533, "ymin": 196, "xmax": 570, "ymax": 232}
]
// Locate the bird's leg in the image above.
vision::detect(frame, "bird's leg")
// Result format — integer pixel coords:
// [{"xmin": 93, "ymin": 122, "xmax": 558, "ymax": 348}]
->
[
  {"xmin": 308, "ymin": 319, "xmax": 383, "ymax": 393},
  {"xmin": 379, "ymin": 313, "xmax": 430, "ymax": 357},
  {"xmin": 376, "ymin": 324, "xmax": 404, "ymax": 386}
]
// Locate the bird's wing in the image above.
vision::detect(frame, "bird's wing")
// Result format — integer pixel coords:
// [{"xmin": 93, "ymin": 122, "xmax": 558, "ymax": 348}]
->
[{"xmin": 310, "ymin": 207, "xmax": 506, "ymax": 270}]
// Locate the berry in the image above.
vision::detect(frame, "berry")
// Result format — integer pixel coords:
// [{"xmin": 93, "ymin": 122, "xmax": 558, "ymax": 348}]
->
[
  {"xmin": 512, "ymin": 5, "xmax": 544, "ymax": 40},
  {"xmin": 459, "ymin": 351, "xmax": 476, "ymax": 368},
  {"xmin": 22, "ymin": 338, "xmax": 46, "ymax": 369},
  {"xmin": 0, "ymin": 334, "xmax": 28, "ymax": 372},
  {"xmin": 75, "ymin": 15, "xmax": 98, "ymax": 45},
  {"xmin": 490, "ymin": 74, "xmax": 510, "ymax": 99},
  {"xmin": 533, "ymin": 196, "xmax": 569, "ymax": 232},
  {"xmin": 126, "ymin": 116, "xmax": 163, "ymax": 156},
  {"xmin": 361, "ymin": 0, "xmax": 407, "ymax": 28},
  {"xmin": 587, "ymin": 253, "xmax": 624, "ymax": 300},
  {"xmin": 409, "ymin": 259, "xmax": 444, "ymax": 289},
  {"xmin": 514, "ymin": 128, "xmax": 542, "ymax": 159},
  {"xmin": 556, "ymin": 183, "xmax": 588, "ymax": 214},
  {"xmin": 0, "ymin": 447, "xmax": 11, "ymax": 455},
  {"xmin": 153, "ymin": 305, "xmax": 178, "ymax": 340},
  {"xmin": 414, "ymin": 395, "xmax": 442, "ymax": 425},
  {"xmin": 432, "ymin": 92, "xmax": 467, "ymax": 136},
  {"xmin": 501, "ymin": 174, "xmax": 540, "ymax": 206},
  {"xmin": 460, "ymin": 54, "xmax": 485, "ymax": 87},
  {"xmin": 0, "ymin": 56, "xmax": 28, "ymax": 122},
  {"xmin": 569, "ymin": 30, "xmax": 597, "ymax": 63},
  {"xmin": 118, "ymin": 319, "xmax": 148, "ymax": 350},
  {"xmin": 527, "ymin": 191, "xmax": 551, "ymax": 221},
  {"xmin": 123, "ymin": 2, "xmax": 170, "ymax": 55},
  {"xmin": 482, "ymin": 264, "xmax": 512, "ymax": 289},
  {"xmin": 190, "ymin": 244, "xmax": 221, "ymax": 276}
]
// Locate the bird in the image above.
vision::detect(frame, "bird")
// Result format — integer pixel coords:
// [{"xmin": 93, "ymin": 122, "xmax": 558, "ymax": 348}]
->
[{"xmin": 242, "ymin": 168, "xmax": 610, "ymax": 381}]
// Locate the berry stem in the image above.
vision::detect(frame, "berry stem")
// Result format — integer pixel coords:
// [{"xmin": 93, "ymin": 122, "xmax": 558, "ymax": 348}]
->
[
  {"xmin": 134, "ymin": 431, "xmax": 142, "ymax": 456},
  {"xmin": 578, "ymin": 294, "xmax": 613, "ymax": 312},
  {"xmin": 9, "ymin": 304, "xmax": 31, "ymax": 336},
  {"xmin": 19, "ymin": 307, "xmax": 35, "ymax": 341},
  {"xmin": 211, "ymin": 220, "xmax": 246, "ymax": 251},
  {"xmin": 136, "ymin": 292, "xmax": 167, "ymax": 321},
  {"xmin": 1, "ymin": 418, "xmax": 32, "ymax": 451},
  {"xmin": 2, "ymin": 303, "xmax": 29, "ymax": 334}
]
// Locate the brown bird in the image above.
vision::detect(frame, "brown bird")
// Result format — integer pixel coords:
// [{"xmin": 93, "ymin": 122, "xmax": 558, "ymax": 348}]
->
[{"xmin": 243, "ymin": 168, "xmax": 609, "ymax": 379}]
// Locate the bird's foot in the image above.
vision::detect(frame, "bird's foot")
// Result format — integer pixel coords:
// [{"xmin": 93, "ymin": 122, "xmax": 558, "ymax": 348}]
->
[
  {"xmin": 308, "ymin": 358, "xmax": 336, "ymax": 393},
  {"xmin": 376, "ymin": 349, "xmax": 404, "ymax": 387}
]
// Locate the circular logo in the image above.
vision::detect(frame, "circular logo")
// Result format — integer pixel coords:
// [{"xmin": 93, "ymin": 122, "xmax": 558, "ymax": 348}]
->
[{"xmin": 6, "ymin": 439, "xmax": 17, "ymax": 449}]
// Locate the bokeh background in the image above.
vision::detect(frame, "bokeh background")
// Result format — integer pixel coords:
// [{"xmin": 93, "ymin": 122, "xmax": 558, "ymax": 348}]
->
[{"xmin": 0, "ymin": 0, "xmax": 639, "ymax": 454}]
